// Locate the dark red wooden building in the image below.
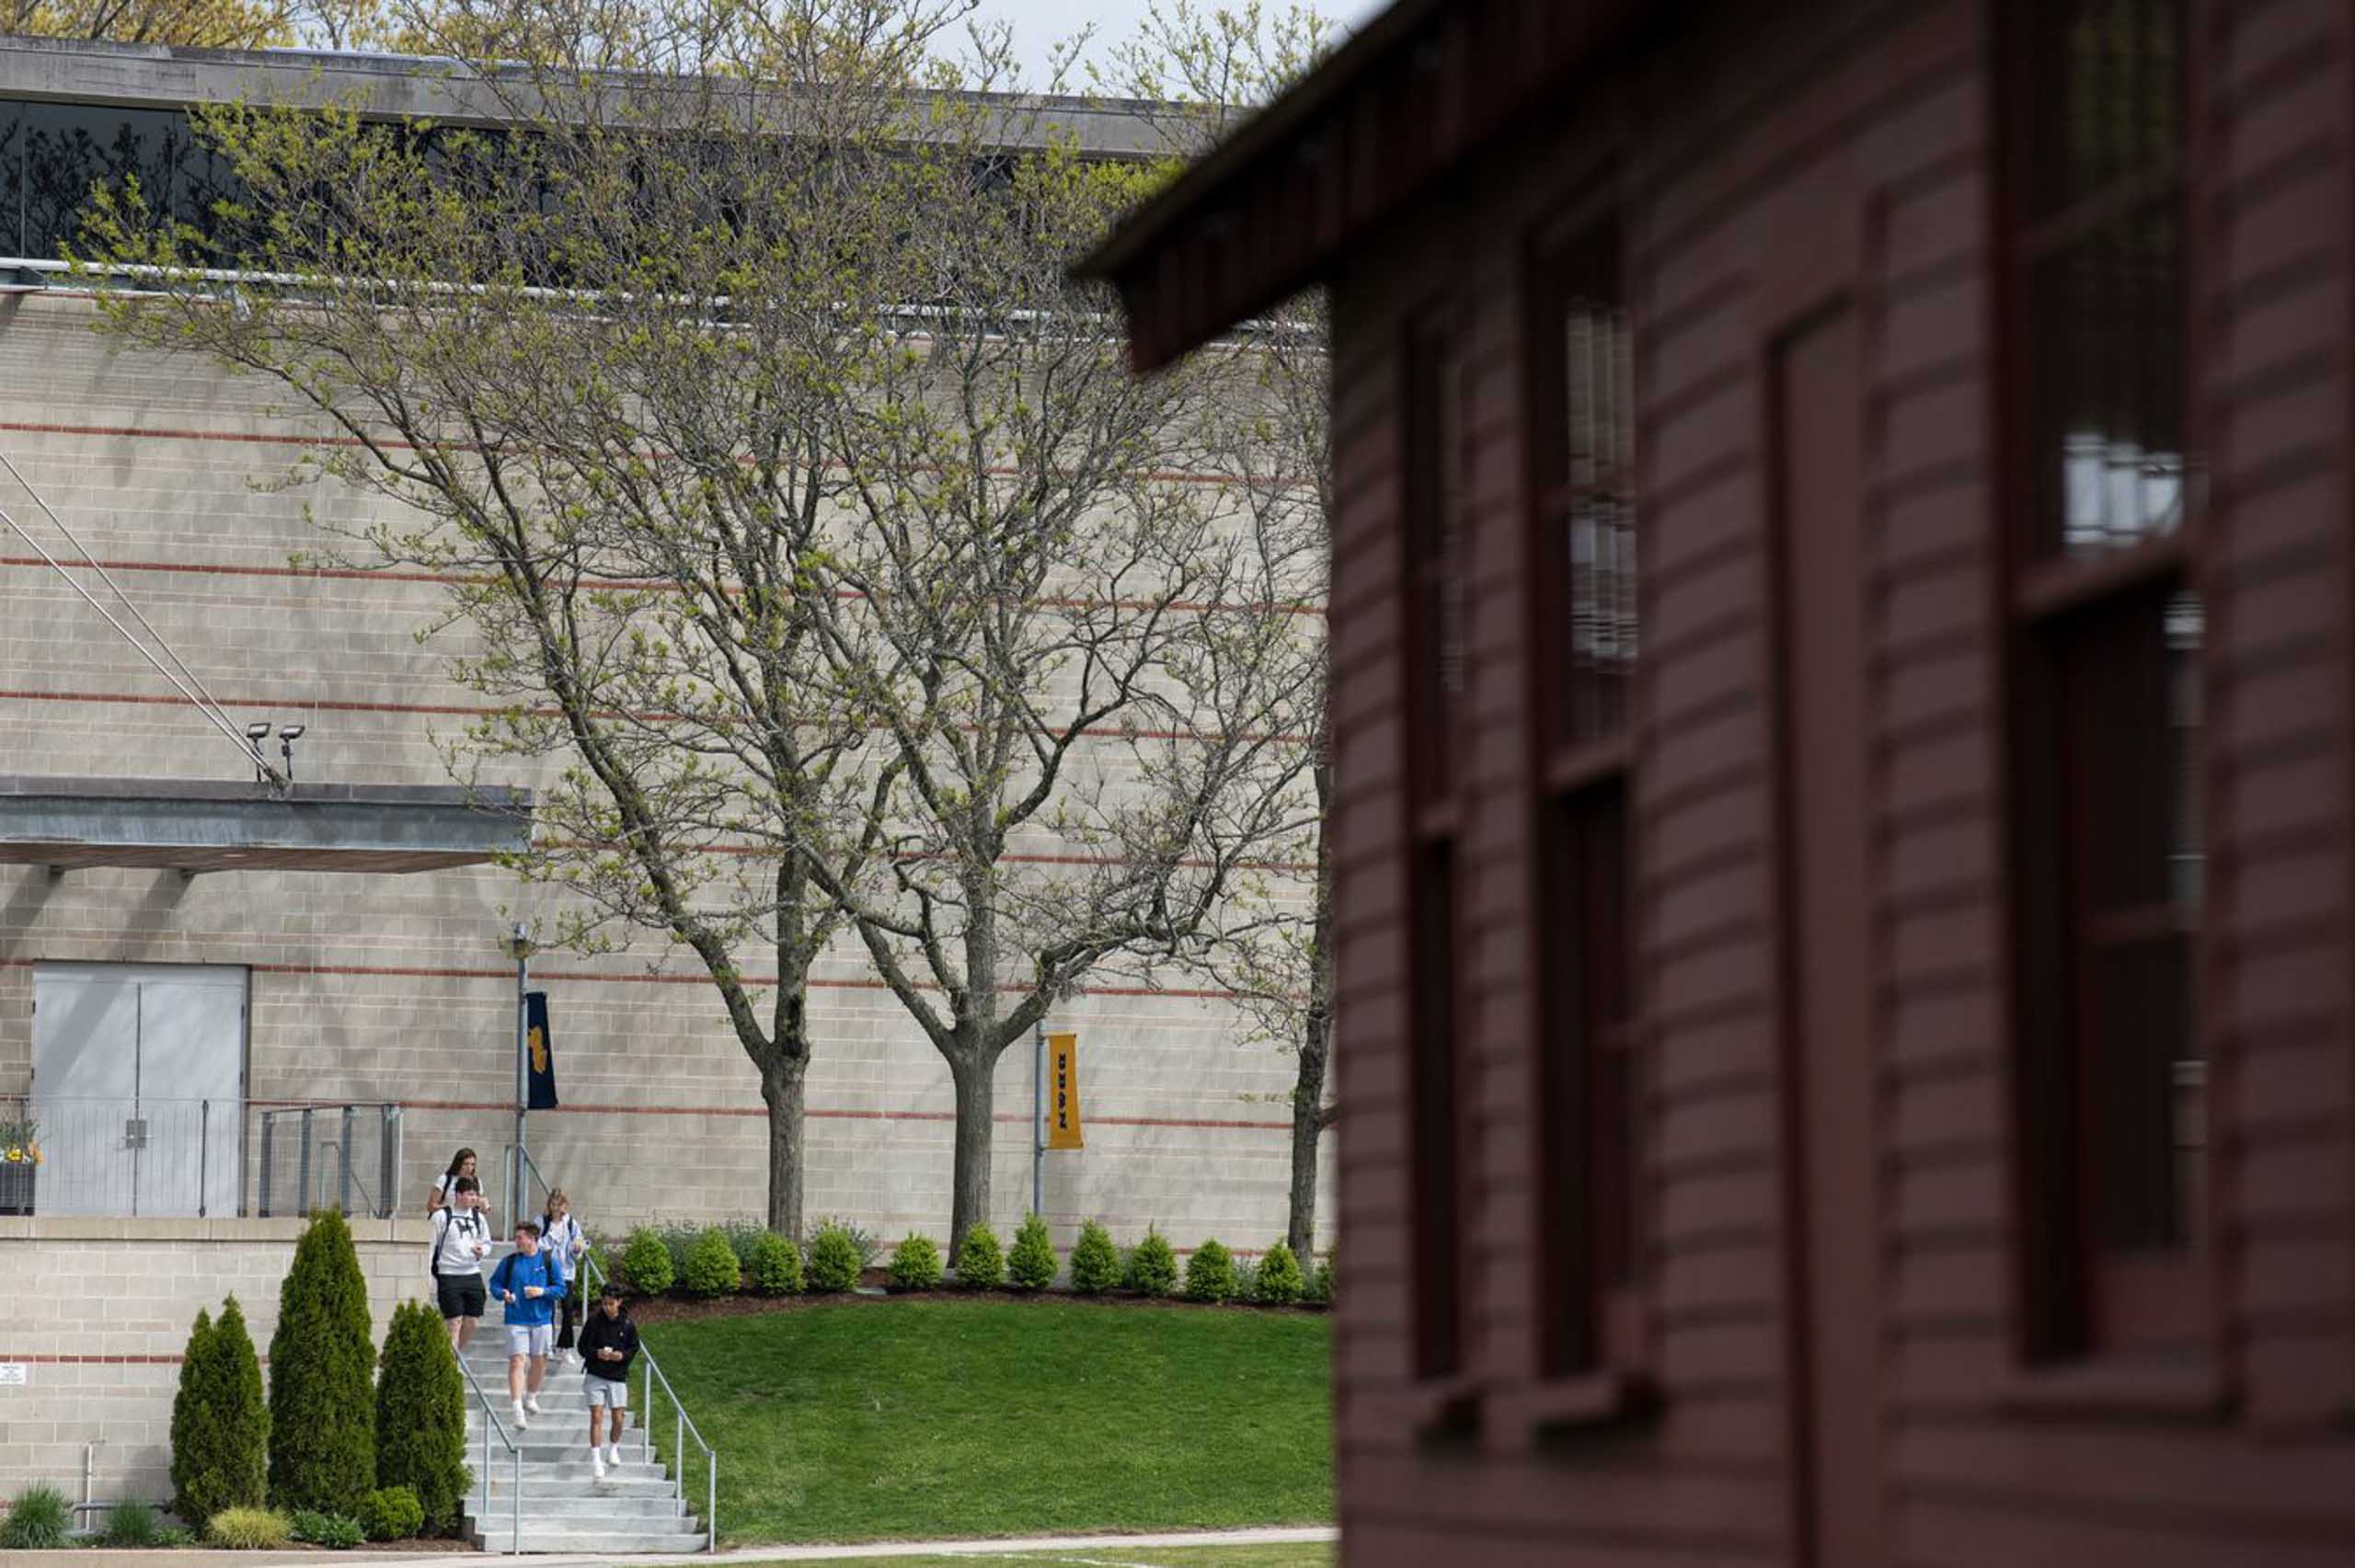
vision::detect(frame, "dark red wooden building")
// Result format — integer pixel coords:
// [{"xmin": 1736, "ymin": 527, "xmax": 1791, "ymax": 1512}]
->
[{"xmin": 1085, "ymin": 0, "xmax": 2355, "ymax": 1562}]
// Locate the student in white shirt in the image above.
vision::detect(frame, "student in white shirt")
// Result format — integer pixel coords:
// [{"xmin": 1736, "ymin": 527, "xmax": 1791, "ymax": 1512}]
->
[
  {"xmin": 429, "ymin": 1176, "xmax": 494, "ymax": 1352},
  {"xmin": 538, "ymin": 1188, "xmax": 591, "ymax": 1366},
  {"xmin": 427, "ymin": 1147, "xmax": 486, "ymax": 1222}
]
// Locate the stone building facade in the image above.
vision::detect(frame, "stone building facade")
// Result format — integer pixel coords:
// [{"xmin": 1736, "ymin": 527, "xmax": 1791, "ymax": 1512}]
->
[{"xmin": 0, "ymin": 40, "xmax": 1330, "ymax": 1256}]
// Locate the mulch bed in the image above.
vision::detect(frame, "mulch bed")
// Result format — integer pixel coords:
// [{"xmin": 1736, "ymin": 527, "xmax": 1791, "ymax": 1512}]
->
[{"xmin": 622, "ymin": 1287, "xmax": 1332, "ymax": 1327}]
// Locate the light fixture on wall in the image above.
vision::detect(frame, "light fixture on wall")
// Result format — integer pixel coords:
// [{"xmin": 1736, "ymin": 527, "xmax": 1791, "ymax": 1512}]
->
[
  {"xmin": 277, "ymin": 724, "xmax": 306, "ymax": 786},
  {"xmin": 246, "ymin": 721, "xmax": 271, "ymax": 784}
]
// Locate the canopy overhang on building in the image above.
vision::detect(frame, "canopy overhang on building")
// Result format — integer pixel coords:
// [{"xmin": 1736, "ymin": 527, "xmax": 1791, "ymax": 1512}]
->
[{"xmin": 0, "ymin": 776, "xmax": 532, "ymax": 875}]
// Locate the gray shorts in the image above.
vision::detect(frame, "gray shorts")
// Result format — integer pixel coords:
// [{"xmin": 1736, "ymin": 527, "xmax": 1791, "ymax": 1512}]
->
[{"xmin": 584, "ymin": 1377, "xmax": 628, "ymax": 1409}]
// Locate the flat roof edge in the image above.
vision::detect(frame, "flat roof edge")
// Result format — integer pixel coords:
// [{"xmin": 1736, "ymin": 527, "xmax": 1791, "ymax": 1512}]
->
[{"xmin": 0, "ymin": 775, "xmax": 532, "ymax": 809}]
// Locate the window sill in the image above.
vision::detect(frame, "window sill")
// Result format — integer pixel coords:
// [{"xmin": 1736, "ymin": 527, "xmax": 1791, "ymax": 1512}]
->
[
  {"xmin": 1996, "ymin": 1360, "xmax": 2228, "ymax": 1425},
  {"xmin": 1490, "ymin": 1370, "xmax": 1657, "ymax": 1442},
  {"xmin": 1400, "ymin": 1377, "xmax": 1482, "ymax": 1446}
]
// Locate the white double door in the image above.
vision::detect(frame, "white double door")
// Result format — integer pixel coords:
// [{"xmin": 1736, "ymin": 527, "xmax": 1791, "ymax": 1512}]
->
[{"xmin": 31, "ymin": 963, "xmax": 247, "ymax": 1217}]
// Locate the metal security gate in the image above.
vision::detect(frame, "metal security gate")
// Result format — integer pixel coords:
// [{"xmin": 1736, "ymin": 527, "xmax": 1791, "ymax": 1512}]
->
[{"xmin": 29, "ymin": 963, "xmax": 246, "ymax": 1217}]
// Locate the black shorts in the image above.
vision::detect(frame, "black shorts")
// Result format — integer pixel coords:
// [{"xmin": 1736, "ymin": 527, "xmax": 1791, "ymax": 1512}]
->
[{"xmin": 436, "ymin": 1273, "xmax": 487, "ymax": 1320}]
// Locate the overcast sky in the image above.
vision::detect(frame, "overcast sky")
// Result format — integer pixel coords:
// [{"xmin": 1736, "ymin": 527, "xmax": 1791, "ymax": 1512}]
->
[{"xmin": 968, "ymin": 0, "xmax": 1390, "ymax": 90}]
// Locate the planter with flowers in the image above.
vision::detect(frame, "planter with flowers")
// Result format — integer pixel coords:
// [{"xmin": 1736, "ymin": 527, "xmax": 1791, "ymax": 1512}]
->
[{"xmin": 0, "ymin": 1113, "xmax": 40, "ymax": 1216}]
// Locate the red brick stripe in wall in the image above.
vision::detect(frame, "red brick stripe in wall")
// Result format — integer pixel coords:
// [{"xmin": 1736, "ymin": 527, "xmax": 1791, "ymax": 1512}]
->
[
  {"xmin": 247, "ymin": 1095, "xmax": 1290, "ymax": 1133},
  {"xmin": 0, "ymin": 416, "xmax": 1302, "ymax": 496},
  {"xmin": 0, "ymin": 687, "xmax": 1294, "ymax": 746}
]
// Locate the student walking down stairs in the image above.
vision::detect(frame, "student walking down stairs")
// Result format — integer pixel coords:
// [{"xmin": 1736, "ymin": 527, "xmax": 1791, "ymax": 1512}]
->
[
  {"xmin": 486, "ymin": 1220, "xmax": 567, "ymax": 1432},
  {"xmin": 576, "ymin": 1283, "xmax": 642, "ymax": 1482}
]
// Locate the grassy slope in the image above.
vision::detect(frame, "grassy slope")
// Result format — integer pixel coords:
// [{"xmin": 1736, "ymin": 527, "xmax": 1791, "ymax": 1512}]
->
[
  {"xmin": 752, "ymin": 1547, "xmax": 1336, "ymax": 1568},
  {"xmin": 644, "ymin": 1299, "xmax": 1334, "ymax": 1546}
]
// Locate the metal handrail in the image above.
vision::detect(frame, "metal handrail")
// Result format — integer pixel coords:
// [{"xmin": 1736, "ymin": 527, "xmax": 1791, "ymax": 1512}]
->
[
  {"xmin": 513, "ymin": 1144, "xmax": 718, "ymax": 1552},
  {"xmin": 641, "ymin": 1350, "xmax": 718, "ymax": 1554},
  {"xmin": 453, "ymin": 1348, "xmax": 525, "ymax": 1555}
]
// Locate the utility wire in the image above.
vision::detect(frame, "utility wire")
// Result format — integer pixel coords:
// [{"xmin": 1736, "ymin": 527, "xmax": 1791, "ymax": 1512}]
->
[
  {"xmin": 0, "ymin": 479, "xmax": 286, "ymax": 787},
  {"xmin": 0, "ymin": 444, "xmax": 258, "ymax": 758}
]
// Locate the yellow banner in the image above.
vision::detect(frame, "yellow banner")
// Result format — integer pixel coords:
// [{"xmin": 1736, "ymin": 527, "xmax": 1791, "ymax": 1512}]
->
[{"xmin": 1047, "ymin": 1032, "xmax": 1084, "ymax": 1150}]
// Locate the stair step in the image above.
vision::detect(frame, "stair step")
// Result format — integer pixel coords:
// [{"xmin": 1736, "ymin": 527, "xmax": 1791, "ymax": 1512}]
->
[
  {"xmin": 464, "ymin": 1516, "xmax": 701, "ymax": 1544},
  {"xmin": 480, "ymin": 1469, "xmax": 683, "ymax": 1497},
  {"xmin": 466, "ymin": 1493, "xmax": 687, "ymax": 1518},
  {"xmin": 466, "ymin": 1437, "xmax": 675, "ymax": 1461}
]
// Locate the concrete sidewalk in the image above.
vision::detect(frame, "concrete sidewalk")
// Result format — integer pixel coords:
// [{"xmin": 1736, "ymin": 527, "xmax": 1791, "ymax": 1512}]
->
[{"xmin": 22, "ymin": 1525, "xmax": 1337, "ymax": 1566}]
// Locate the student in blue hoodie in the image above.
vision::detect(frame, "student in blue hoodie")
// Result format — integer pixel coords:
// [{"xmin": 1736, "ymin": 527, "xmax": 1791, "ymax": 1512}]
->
[{"xmin": 488, "ymin": 1219, "xmax": 567, "ymax": 1431}]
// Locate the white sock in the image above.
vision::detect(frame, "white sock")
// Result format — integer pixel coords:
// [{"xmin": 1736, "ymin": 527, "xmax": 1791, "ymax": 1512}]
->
[{"xmin": 605, "ymin": 1442, "xmax": 621, "ymax": 1464}]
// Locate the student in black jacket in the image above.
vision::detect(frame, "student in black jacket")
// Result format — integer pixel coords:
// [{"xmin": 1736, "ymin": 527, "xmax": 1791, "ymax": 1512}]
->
[{"xmin": 577, "ymin": 1283, "xmax": 641, "ymax": 1480}]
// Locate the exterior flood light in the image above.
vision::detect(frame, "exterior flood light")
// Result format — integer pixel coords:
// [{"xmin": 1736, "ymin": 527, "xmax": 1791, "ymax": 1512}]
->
[{"xmin": 278, "ymin": 724, "xmax": 306, "ymax": 784}]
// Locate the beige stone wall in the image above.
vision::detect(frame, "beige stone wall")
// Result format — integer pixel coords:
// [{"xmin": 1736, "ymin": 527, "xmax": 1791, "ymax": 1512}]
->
[
  {"xmin": 0, "ymin": 1215, "xmax": 431, "ymax": 1512},
  {"xmin": 0, "ymin": 292, "xmax": 1335, "ymax": 1258}
]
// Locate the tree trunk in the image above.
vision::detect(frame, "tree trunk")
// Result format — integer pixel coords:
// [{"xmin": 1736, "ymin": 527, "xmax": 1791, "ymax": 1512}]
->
[
  {"xmin": 948, "ymin": 1049, "xmax": 995, "ymax": 1260},
  {"xmin": 1288, "ymin": 746, "xmax": 1336, "ymax": 1262},
  {"xmin": 756, "ymin": 1028, "xmax": 808, "ymax": 1240},
  {"xmin": 1287, "ymin": 1003, "xmax": 1330, "ymax": 1261}
]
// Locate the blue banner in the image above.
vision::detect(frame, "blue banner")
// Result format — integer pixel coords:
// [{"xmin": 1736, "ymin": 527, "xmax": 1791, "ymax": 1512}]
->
[{"xmin": 525, "ymin": 990, "xmax": 558, "ymax": 1110}]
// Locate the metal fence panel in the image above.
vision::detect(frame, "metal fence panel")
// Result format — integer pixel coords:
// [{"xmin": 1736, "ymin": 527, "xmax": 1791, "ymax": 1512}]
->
[
  {"xmin": 0, "ymin": 1095, "xmax": 402, "ymax": 1219},
  {"xmin": 2, "ymin": 1095, "xmax": 238, "ymax": 1217},
  {"xmin": 255, "ymin": 1104, "xmax": 402, "ymax": 1219}
]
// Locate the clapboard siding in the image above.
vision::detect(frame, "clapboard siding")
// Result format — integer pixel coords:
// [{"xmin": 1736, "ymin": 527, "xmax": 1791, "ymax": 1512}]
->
[
  {"xmin": 1294, "ymin": 0, "xmax": 2355, "ymax": 1561},
  {"xmin": 2207, "ymin": 0, "xmax": 2355, "ymax": 1447}
]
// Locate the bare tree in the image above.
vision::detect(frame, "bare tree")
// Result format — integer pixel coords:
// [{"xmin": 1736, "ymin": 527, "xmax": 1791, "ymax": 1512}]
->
[
  {"xmin": 794, "ymin": 111, "xmax": 1322, "ymax": 1252},
  {"xmin": 75, "ymin": 0, "xmax": 983, "ymax": 1237},
  {"xmin": 1096, "ymin": 1, "xmax": 1342, "ymax": 1259}
]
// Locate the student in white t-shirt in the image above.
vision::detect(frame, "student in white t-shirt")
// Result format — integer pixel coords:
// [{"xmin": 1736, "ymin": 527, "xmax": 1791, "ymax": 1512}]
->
[
  {"xmin": 538, "ymin": 1188, "xmax": 591, "ymax": 1366},
  {"xmin": 428, "ymin": 1176, "xmax": 495, "ymax": 1352},
  {"xmin": 427, "ymin": 1147, "xmax": 486, "ymax": 1223}
]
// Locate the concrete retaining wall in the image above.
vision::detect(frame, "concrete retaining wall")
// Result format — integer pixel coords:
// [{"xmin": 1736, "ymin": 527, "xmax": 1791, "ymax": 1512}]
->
[{"xmin": 0, "ymin": 1216, "xmax": 431, "ymax": 1512}]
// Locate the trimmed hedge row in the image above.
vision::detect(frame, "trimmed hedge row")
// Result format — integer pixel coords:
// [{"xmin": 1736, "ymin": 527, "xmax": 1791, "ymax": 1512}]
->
[{"xmin": 602, "ymin": 1217, "xmax": 1336, "ymax": 1308}]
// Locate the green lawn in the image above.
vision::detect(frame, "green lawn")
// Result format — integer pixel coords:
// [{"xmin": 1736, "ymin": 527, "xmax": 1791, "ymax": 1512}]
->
[
  {"xmin": 745, "ymin": 1547, "xmax": 1334, "ymax": 1568},
  {"xmin": 642, "ymin": 1299, "xmax": 1333, "ymax": 1546}
]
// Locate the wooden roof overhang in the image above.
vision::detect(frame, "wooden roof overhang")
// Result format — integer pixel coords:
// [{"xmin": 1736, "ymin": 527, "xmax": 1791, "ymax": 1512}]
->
[
  {"xmin": 0, "ymin": 777, "xmax": 533, "ymax": 876},
  {"xmin": 1074, "ymin": 0, "xmax": 1656, "ymax": 371}
]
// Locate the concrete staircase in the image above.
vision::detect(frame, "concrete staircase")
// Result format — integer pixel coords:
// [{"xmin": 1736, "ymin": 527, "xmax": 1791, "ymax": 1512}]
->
[{"xmin": 454, "ymin": 1313, "xmax": 706, "ymax": 1553}]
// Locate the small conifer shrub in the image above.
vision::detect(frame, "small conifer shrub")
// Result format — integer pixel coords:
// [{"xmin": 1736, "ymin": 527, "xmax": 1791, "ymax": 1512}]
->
[
  {"xmin": 1184, "ymin": 1239, "xmax": 1237, "ymax": 1303},
  {"xmin": 171, "ymin": 1296, "xmax": 270, "ymax": 1525},
  {"xmin": 1067, "ymin": 1219, "xmax": 1120, "ymax": 1296},
  {"xmin": 1007, "ymin": 1214, "xmax": 1058, "ymax": 1291},
  {"xmin": 806, "ymin": 1224, "xmax": 864, "ymax": 1292},
  {"xmin": 954, "ymin": 1222, "xmax": 1005, "ymax": 1289},
  {"xmin": 622, "ymin": 1228, "xmax": 675, "ymax": 1296},
  {"xmin": 682, "ymin": 1227, "xmax": 742, "ymax": 1298},
  {"xmin": 745, "ymin": 1230, "xmax": 803, "ymax": 1296},
  {"xmin": 373, "ymin": 1299, "xmax": 468, "ymax": 1536},
  {"xmin": 888, "ymin": 1233, "xmax": 944, "ymax": 1291},
  {"xmin": 1123, "ymin": 1229, "xmax": 1179, "ymax": 1298},
  {"xmin": 268, "ymin": 1211, "xmax": 375, "ymax": 1515},
  {"xmin": 1254, "ymin": 1241, "xmax": 1306, "ymax": 1306}
]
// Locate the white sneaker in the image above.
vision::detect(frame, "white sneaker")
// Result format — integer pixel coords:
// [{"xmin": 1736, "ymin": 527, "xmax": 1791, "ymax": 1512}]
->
[
  {"xmin": 591, "ymin": 1451, "xmax": 607, "ymax": 1482},
  {"xmin": 511, "ymin": 1402, "xmax": 528, "ymax": 1431},
  {"xmin": 604, "ymin": 1443, "xmax": 621, "ymax": 1466},
  {"xmin": 524, "ymin": 1394, "xmax": 544, "ymax": 1415}
]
